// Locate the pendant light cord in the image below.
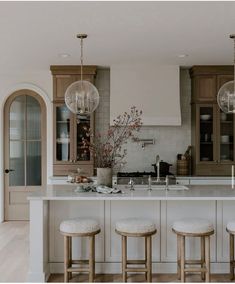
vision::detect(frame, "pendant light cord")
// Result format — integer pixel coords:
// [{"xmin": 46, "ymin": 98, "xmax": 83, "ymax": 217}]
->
[
  {"xmin": 234, "ymin": 37, "xmax": 235, "ymax": 95},
  {"xmin": 80, "ymin": 37, "xmax": 83, "ymax": 82}
]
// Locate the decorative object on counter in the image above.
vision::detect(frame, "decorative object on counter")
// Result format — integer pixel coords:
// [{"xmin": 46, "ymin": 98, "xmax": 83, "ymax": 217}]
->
[
  {"xmin": 65, "ymin": 34, "xmax": 99, "ymax": 115},
  {"xmin": 177, "ymin": 146, "xmax": 192, "ymax": 176},
  {"xmin": 96, "ymin": 167, "xmax": 112, "ymax": 187},
  {"xmin": 67, "ymin": 167, "xmax": 93, "ymax": 184},
  {"xmin": 74, "ymin": 183, "xmax": 122, "ymax": 194},
  {"xmin": 83, "ymin": 106, "xmax": 142, "ymax": 186},
  {"xmin": 218, "ymin": 34, "xmax": 235, "ymax": 113}
]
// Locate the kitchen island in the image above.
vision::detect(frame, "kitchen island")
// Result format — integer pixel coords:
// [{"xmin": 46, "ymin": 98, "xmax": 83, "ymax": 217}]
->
[{"xmin": 27, "ymin": 184, "xmax": 235, "ymax": 282}]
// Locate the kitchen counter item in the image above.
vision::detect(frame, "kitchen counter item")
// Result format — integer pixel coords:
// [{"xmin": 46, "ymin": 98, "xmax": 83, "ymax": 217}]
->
[
  {"xmin": 177, "ymin": 160, "xmax": 190, "ymax": 176},
  {"xmin": 221, "ymin": 135, "xmax": 230, "ymax": 143},
  {"xmin": 152, "ymin": 161, "xmax": 173, "ymax": 177},
  {"xmin": 200, "ymin": 114, "xmax": 211, "ymax": 121}
]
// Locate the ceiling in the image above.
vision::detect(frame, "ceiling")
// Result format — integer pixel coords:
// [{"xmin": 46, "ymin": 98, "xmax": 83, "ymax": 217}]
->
[{"xmin": 1, "ymin": 1, "xmax": 235, "ymax": 74}]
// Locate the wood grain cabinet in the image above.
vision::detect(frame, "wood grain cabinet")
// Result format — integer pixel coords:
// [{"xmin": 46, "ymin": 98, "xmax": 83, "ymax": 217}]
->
[
  {"xmin": 190, "ymin": 66, "xmax": 235, "ymax": 176},
  {"xmin": 50, "ymin": 66, "xmax": 97, "ymax": 176}
]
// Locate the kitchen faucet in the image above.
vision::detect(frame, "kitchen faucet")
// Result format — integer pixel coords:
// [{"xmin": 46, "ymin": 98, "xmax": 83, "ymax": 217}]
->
[{"xmin": 128, "ymin": 178, "xmax": 135, "ymax": 191}]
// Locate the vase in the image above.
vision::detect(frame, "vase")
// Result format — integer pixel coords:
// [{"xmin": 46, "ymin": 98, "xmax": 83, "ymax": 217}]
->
[{"xmin": 97, "ymin": 168, "xmax": 113, "ymax": 187}]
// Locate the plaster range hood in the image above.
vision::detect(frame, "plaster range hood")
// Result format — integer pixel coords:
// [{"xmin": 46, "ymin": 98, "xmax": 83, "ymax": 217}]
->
[{"xmin": 110, "ymin": 64, "xmax": 181, "ymax": 126}]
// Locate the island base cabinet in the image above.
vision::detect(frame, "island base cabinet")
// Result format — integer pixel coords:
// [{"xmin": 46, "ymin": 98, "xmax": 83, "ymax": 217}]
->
[
  {"xmin": 46, "ymin": 200, "xmax": 234, "ymax": 275},
  {"xmin": 217, "ymin": 201, "xmax": 235, "ymax": 263}
]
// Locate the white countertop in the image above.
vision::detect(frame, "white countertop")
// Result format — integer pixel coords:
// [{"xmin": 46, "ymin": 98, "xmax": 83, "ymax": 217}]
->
[
  {"xmin": 49, "ymin": 176, "xmax": 232, "ymax": 180},
  {"xmin": 28, "ymin": 184, "xmax": 235, "ymax": 201}
]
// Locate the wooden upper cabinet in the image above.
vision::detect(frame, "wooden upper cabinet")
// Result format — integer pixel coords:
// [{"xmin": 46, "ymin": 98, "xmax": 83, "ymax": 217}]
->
[
  {"xmin": 190, "ymin": 66, "xmax": 234, "ymax": 103},
  {"xmin": 217, "ymin": 74, "xmax": 234, "ymax": 91},
  {"xmin": 193, "ymin": 75, "xmax": 216, "ymax": 102},
  {"xmin": 50, "ymin": 65, "xmax": 97, "ymax": 101}
]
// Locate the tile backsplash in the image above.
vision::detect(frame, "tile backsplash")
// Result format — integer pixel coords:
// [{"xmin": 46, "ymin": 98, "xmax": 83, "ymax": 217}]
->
[{"xmin": 95, "ymin": 67, "xmax": 191, "ymax": 174}]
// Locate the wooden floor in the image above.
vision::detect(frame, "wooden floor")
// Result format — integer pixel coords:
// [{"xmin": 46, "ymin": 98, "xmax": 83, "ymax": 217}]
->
[
  {"xmin": 0, "ymin": 221, "xmax": 29, "ymax": 283},
  {"xmin": 49, "ymin": 273, "xmax": 230, "ymax": 282},
  {"xmin": 0, "ymin": 221, "xmax": 232, "ymax": 283}
]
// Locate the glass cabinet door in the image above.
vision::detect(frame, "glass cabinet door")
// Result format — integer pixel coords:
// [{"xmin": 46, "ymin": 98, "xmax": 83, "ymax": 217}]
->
[
  {"xmin": 219, "ymin": 110, "xmax": 234, "ymax": 162},
  {"xmin": 55, "ymin": 104, "xmax": 71, "ymax": 162},
  {"xmin": 198, "ymin": 106, "xmax": 214, "ymax": 162},
  {"xmin": 76, "ymin": 115, "xmax": 91, "ymax": 161}
]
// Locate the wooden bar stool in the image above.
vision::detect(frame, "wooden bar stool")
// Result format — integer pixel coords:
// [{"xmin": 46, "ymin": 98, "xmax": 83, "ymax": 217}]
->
[
  {"xmin": 60, "ymin": 218, "xmax": 101, "ymax": 282},
  {"xmin": 115, "ymin": 218, "xmax": 157, "ymax": 282},
  {"xmin": 226, "ymin": 221, "xmax": 235, "ymax": 280},
  {"xmin": 172, "ymin": 218, "xmax": 214, "ymax": 283}
]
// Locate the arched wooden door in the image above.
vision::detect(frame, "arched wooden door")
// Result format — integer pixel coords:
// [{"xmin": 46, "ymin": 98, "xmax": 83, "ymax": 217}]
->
[{"xmin": 4, "ymin": 90, "xmax": 46, "ymax": 220}]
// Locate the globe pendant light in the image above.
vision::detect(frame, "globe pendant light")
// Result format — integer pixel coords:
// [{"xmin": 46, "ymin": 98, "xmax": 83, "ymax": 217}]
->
[
  {"xmin": 217, "ymin": 34, "xmax": 235, "ymax": 113},
  {"xmin": 65, "ymin": 34, "xmax": 99, "ymax": 115}
]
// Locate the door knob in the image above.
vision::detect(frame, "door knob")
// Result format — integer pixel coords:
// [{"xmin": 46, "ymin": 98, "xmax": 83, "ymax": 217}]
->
[{"xmin": 5, "ymin": 169, "xmax": 14, "ymax": 173}]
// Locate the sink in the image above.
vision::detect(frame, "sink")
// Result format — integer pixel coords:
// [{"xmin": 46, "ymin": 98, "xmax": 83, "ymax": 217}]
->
[
  {"xmin": 151, "ymin": 184, "xmax": 189, "ymax": 191},
  {"xmin": 121, "ymin": 184, "xmax": 189, "ymax": 191}
]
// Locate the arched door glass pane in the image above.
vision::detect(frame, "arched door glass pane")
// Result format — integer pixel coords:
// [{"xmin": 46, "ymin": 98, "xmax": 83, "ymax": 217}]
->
[{"xmin": 9, "ymin": 95, "xmax": 41, "ymax": 186}]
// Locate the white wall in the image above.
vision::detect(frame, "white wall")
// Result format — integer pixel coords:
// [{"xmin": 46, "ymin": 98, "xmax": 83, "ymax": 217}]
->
[
  {"xmin": 110, "ymin": 64, "xmax": 181, "ymax": 126},
  {"xmin": 0, "ymin": 71, "xmax": 53, "ymax": 222}
]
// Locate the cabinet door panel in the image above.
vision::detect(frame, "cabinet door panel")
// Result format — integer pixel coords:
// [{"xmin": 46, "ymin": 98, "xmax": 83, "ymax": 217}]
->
[
  {"xmin": 49, "ymin": 201, "xmax": 105, "ymax": 262},
  {"xmin": 217, "ymin": 201, "xmax": 235, "ymax": 262},
  {"xmin": 217, "ymin": 75, "xmax": 234, "ymax": 91},
  {"xmin": 161, "ymin": 201, "xmax": 216, "ymax": 262},
  {"xmin": 54, "ymin": 75, "xmax": 94, "ymax": 100},
  {"xmin": 196, "ymin": 104, "xmax": 217, "ymax": 164},
  {"xmin": 194, "ymin": 75, "xmax": 216, "ymax": 102}
]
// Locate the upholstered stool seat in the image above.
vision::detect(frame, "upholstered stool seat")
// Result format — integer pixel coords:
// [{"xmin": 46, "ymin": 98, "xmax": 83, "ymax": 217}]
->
[
  {"xmin": 226, "ymin": 221, "xmax": 235, "ymax": 234},
  {"xmin": 172, "ymin": 218, "xmax": 214, "ymax": 282},
  {"xmin": 60, "ymin": 218, "xmax": 100, "ymax": 235},
  {"xmin": 116, "ymin": 218, "xmax": 157, "ymax": 282},
  {"xmin": 226, "ymin": 221, "xmax": 235, "ymax": 280},
  {"xmin": 60, "ymin": 218, "xmax": 101, "ymax": 282},
  {"xmin": 116, "ymin": 218, "xmax": 156, "ymax": 235},
  {"xmin": 173, "ymin": 218, "xmax": 214, "ymax": 235}
]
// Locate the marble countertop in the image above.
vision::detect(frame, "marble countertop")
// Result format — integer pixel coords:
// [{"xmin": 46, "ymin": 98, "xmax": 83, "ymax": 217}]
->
[
  {"xmin": 28, "ymin": 184, "xmax": 235, "ymax": 201},
  {"xmin": 49, "ymin": 175, "xmax": 233, "ymax": 180}
]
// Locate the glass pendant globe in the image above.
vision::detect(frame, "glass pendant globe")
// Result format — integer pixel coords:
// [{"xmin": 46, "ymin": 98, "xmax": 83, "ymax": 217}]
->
[
  {"xmin": 65, "ymin": 80, "xmax": 99, "ymax": 115},
  {"xmin": 217, "ymin": 80, "xmax": 235, "ymax": 113}
]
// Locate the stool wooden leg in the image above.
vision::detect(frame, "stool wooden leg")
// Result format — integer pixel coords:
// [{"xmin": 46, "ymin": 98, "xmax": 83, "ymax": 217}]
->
[
  {"xmin": 205, "ymin": 236, "xmax": 210, "ymax": 282},
  {"xmin": 177, "ymin": 234, "xmax": 181, "ymax": 280},
  {"xmin": 180, "ymin": 236, "xmax": 185, "ymax": 283},
  {"xmin": 146, "ymin": 236, "xmax": 152, "ymax": 282},
  {"xmin": 64, "ymin": 236, "xmax": 69, "ymax": 283},
  {"xmin": 122, "ymin": 236, "xmax": 127, "ymax": 282},
  {"xmin": 201, "ymin": 236, "xmax": 205, "ymax": 281},
  {"xmin": 89, "ymin": 235, "xmax": 95, "ymax": 282},
  {"xmin": 230, "ymin": 233, "xmax": 234, "ymax": 280},
  {"xmin": 68, "ymin": 237, "xmax": 72, "ymax": 280},
  {"xmin": 145, "ymin": 236, "xmax": 148, "ymax": 280}
]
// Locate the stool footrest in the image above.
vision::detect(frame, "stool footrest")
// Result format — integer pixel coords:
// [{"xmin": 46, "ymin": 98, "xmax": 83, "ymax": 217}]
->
[
  {"xmin": 67, "ymin": 267, "xmax": 90, "ymax": 273},
  {"xmin": 178, "ymin": 260, "xmax": 204, "ymax": 265},
  {"xmin": 71, "ymin": 260, "xmax": 89, "ymax": 264},
  {"xmin": 127, "ymin": 260, "xmax": 146, "ymax": 265},
  {"xmin": 125, "ymin": 268, "xmax": 148, "ymax": 273},
  {"xmin": 184, "ymin": 267, "xmax": 207, "ymax": 273}
]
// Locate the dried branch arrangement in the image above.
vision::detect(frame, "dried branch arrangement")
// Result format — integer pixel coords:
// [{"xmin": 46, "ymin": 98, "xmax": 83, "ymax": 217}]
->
[{"xmin": 83, "ymin": 106, "xmax": 142, "ymax": 168}]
